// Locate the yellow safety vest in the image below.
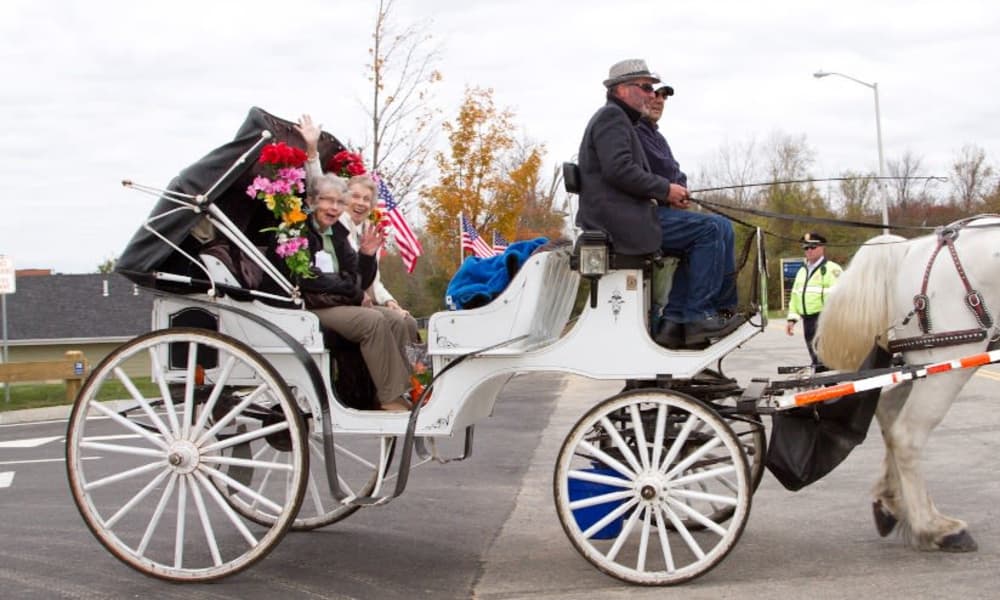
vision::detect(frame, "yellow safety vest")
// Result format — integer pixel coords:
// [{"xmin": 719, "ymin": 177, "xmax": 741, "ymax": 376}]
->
[{"xmin": 787, "ymin": 258, "xmax": 843, "ymax": 320}]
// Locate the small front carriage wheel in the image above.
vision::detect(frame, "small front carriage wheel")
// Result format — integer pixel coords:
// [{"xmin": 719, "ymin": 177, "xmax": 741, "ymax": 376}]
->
[
  {"xmin": 65, "ymin": 328, "xmax": 308, "ymax": 582},
  {"xmin": 553, "ymin": 389, "xmax": 752, "ymax": 586}
]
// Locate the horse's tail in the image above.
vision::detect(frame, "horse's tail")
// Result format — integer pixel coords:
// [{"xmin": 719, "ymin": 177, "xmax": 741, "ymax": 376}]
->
[{"xmin": 815, "ymin": 234, "xmax": 909, "ymax": 370}]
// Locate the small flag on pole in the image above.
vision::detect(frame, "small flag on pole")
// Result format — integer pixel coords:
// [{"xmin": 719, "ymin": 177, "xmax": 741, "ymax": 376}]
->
[
  {"xmin": 373, "ymin": 173, "xmax": 422, "ymax": 273},
  {"xmin": 492, "ymin": 231, "xmax": 509, "ymax": 254},
  {"xmin": 460, "ymin": 213, "xmax": 495, "ymax": 258}
]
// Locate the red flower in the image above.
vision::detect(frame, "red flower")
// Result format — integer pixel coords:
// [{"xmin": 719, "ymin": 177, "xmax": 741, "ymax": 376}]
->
[
  {"xmin": 260, "ymin": 142, "xmax": 307, "ymax": 168},
  {"xmin": 327, "ymin": 150, "xmax": 367, "ymax": 178}
]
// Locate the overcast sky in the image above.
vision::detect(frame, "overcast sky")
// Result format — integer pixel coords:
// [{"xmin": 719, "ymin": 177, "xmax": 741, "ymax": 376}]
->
[{"xmin": 2, "ymin": 0, "xmax": 998, "ymax": 273}]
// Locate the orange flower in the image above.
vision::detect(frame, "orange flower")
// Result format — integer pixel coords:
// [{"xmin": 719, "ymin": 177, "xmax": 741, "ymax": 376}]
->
[{"xmin": 283, "ymin": 207, "xmax": 307, "ymax": 225}]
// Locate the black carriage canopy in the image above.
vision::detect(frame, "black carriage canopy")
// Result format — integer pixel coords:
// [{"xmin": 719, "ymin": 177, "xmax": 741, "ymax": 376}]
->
[{"xmin": 116, "ymin": 107, "xmax": 345, "ymax": 291}]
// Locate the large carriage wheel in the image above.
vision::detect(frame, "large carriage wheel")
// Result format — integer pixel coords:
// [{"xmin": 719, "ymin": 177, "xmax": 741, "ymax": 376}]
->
[
  {"xmin": 218, "ymin": 416, "xmax": 396, "ymax": 531},
  {"xmin": 65, "ymin": 328, "xmax": 308, "ymax": 582},
  {"xmin": 554, "ymin": 389, "xmax": 751, "ymax": 586}
]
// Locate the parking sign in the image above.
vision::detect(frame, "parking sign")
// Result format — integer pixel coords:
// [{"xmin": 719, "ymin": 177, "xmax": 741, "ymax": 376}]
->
[{"xmin": 0, "ymin": 255, "xmax": 14, "ymax": 294}]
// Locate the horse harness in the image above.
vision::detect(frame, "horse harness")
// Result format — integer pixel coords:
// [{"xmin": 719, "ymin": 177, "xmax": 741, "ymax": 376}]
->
[{"xmin": 889, "ymin": 220, "xmax": 995, "ymax": 353}]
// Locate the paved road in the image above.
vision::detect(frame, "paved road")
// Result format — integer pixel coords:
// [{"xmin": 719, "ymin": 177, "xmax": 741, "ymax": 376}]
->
[{"xmin": 1, "ymin": 325, "xmax": 998, "ymax": 598}]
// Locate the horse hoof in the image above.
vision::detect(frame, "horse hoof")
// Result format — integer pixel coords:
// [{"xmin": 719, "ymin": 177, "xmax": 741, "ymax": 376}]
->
[
  {"xmin": 938, "ymin": 530, "xmax": 978, "ymax": 553},
  {"xmin": 872, "ymin": 500, "xmax": 897, "ymax": 537}
]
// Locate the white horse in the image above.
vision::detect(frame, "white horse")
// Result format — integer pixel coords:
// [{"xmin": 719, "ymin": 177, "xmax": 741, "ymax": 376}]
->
[{"xmin": 815, "ymin": 215, "xmax": 1000, "ymax": 552}]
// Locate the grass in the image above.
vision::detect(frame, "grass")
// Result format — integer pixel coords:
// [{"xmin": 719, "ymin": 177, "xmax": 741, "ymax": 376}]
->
[{"xmin": 0, "ymin": 377, "xmax": 159, "ymax": 413}]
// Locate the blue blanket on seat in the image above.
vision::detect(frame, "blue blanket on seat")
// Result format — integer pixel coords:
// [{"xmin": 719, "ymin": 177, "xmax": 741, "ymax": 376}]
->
[{"xmin": 445, "ymin": 237, "xmax": 549, "ymax": 310}]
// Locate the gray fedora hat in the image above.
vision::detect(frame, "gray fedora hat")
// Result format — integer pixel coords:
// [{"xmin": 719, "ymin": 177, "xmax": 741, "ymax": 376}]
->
[{"xmin": 603, "ymin": 58, "xmax": 661, "ymax": 88}]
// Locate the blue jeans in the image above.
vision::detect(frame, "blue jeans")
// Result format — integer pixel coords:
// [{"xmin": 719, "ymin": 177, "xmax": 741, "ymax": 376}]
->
[{"xmin": 657, "ymin": 208, "xmax": 735, "ymax": 323}]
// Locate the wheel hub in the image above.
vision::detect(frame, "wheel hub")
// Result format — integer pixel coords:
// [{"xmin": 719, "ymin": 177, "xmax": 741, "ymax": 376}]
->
[
  {"xmin": 634, "ymin": 473, "xmax": 666, "ymax": 504},
  {"xmin": 166, "ymin": 440, "xmax": 200, "ymax": 474}
]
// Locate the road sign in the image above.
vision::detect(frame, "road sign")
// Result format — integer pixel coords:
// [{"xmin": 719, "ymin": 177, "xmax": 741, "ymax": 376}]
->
[{"xmin": 0, "ymin": 255, "xmax": 14, "ymax": 295}]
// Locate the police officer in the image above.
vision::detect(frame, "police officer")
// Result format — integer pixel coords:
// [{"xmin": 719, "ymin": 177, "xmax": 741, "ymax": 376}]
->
[{"xmin": 786, "ymin": 232, "xmax": 842, "ymax": 370}]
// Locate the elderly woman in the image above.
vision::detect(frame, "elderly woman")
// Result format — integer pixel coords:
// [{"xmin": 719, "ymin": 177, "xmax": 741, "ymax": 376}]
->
[
  {"xmin": 295, "ymin": 114, "xmax": 420, "ymax": 352},
  {"xmin": 265, "ymin": 173, "xmax": 412, "ymax": 411},
  {"xmin": 342, "ymin": 174, "xmax": 420, "ymax": 344}
]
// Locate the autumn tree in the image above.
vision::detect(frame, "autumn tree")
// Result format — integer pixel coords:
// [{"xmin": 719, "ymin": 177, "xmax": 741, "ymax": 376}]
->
[
  {"xmin": 421, "ymin": 86, "xmax": 547, "ymax": 273},
  {"xmin": 363, "ymin": 0, "xmax": 442, "ymax": 205}
]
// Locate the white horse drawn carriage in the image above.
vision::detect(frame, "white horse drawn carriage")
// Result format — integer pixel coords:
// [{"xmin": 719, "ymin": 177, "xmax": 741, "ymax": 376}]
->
[{"xmin": 65, "ymin": 108, "xmax": 1000, "ymax": 586}]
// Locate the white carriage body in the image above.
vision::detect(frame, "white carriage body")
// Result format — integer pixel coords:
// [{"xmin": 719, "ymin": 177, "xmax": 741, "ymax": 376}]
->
[{"xmin": 150, "ymin": 245, "xmax": 765, "ymax": 438}]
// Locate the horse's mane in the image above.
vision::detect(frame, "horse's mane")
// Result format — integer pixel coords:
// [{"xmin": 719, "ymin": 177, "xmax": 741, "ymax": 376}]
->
[{"xmin": 815, "ymin": 234, "xmax": 909, "ymax": 370}]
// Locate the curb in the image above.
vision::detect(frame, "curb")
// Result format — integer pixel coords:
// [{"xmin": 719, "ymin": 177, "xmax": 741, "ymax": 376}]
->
[{"xmin": 0, "ymin": 404, "xmax": 74, "ymax": 426}]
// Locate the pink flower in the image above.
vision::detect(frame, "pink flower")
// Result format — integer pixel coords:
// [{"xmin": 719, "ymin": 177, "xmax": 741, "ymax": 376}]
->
[{"xmin": 275, "ymin": 236, "xmax": 309, "ymax": 258}]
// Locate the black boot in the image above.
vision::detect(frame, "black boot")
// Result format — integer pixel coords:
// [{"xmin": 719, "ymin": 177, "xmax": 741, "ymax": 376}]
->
[
  {"xmin": 684, "ymin": 314, "xmax": 746, "ymax": 346},
  {"xmin": 654, "ymin": 320, "xmax": 685, "ymax": 349}
]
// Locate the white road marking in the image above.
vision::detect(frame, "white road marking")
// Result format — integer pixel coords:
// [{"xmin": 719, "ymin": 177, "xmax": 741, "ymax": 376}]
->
[
  {"xmin": 0, "ymin": 457, "xmax": 101, "ymax": 466},
  {"xmin": 0, "ymin": 471, "xmax": 14, "ymax": 487},
  {"xmin": 0, "ymin": 436, "xmax": 63, "ymax": 449}
]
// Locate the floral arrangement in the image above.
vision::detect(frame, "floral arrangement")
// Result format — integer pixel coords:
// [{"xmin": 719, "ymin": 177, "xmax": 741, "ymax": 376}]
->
[
  {"xmin": 327, "ymin": 150, "xmax": 367, "ymax": 178},
  {"xmin": 246, "ymin": 142, "xmax": 313, "ymax": 278}
]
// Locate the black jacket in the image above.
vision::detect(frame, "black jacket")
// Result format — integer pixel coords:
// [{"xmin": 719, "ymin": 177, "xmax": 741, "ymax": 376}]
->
[
  {"xmin": 265, "ymin": 218, "xmax": 377, "ymax": 307},
  {"xmin": 576, "ymin": 97, "xmax": 670, "ymax": 255}
]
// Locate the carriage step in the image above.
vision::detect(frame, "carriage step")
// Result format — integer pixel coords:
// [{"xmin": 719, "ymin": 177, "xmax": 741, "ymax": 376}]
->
[{"xmin": 776, "ymin": 365, "xmax": 812, "ymax": 374}]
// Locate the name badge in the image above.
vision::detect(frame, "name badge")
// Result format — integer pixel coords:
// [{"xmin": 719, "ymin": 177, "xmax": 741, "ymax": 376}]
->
[{"xmin": 315, "ymin": 251, "xmax": 335, "ymax": 273}]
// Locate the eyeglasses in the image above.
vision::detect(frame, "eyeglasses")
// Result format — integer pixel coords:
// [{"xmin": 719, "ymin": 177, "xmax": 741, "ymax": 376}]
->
[
  {"xmin": 316, "ymin": 194, "xmax": 348, "ymax": 207},
  {"xmin": 624, "ymin": 82, "xmax": 656, "ymax": 94}
]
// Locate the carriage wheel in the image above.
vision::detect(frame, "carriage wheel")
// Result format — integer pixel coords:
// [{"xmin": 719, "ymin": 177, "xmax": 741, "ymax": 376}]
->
[
  {"xmin": 65, "ymin": 328, "xmax": 308, "ymax": 582},
  {"xmin": 217, "ymin": 416, "xmax": 396, "ymax": 531},
  {"xmin": 554, "ymin": 389, "xmax": 751, "ymax": 586}
]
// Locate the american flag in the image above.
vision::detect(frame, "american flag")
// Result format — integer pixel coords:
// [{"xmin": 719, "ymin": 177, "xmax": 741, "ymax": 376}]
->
[
  {"xmin": 492, "ymin": 231, "xmax": 509, "ymax": 254},
  {"xmin": 460, "ymin": 213, "xmax": 495, "ymax": 258},
  {"xmin": 373, "ymin": 173, "xmax": 422, "ymax": 273}
]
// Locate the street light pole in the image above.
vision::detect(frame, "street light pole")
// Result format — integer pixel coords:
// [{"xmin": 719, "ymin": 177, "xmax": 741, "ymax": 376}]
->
[{"xmin": 814, "ymin": 70, "xmax": 889, "ymax": 234}]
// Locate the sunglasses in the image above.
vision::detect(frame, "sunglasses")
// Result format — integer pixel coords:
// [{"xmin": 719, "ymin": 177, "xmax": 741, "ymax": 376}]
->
[
  {"xmin": 802, "ymin": 244, "xmax": 820, "ymax": 250},
  {"xmin": 625, "ymin": 82, "xmax": 656, "ymax": 94}
]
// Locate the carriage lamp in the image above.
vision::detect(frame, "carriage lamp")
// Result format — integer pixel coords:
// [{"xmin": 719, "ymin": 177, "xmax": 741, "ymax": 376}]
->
[
  {"xmin": 575, "ymin": 231, "xmax": 609, "ymax": 308},
  {"xmin": 579, "ymin": 244, "xmax": 608, "ymax": 277}
]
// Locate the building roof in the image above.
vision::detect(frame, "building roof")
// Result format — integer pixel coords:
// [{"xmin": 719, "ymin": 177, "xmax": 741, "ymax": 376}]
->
[{"xmin": 2, "ymin": 273, "xmax": 151, "ymax": 342}]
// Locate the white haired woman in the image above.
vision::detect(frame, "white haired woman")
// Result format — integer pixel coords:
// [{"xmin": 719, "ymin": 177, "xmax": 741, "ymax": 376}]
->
[
  {"xmin": 295, "ymin": 114, "xmax": 420, "ymax": 353},
  {"xmin": 264, "ymin": 173, "xmax": 412, "ymax": 411}
]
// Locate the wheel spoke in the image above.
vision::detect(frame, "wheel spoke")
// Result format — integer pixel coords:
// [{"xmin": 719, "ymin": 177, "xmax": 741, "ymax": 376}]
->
[
  {"xmin": 112, "ymin": 367, "xmax": 175, "ymax": 443},
  {"xmin": 201, "ymin": 455, "xmax": 294, "ymax": 473},
  {"xmin": 188, "ymin": 474, "xmax": 223, "ymax": 567},
  {"xmin": 174, "ymin": 476, "xmax": 188, "ymax": 568},
  {"xmin": 86, "ymin": 401, "xmax": 169, "ymax": 450},
  {"xmin": 85, "ymin": 459, "xmax": 166, "ymax": 492},
  {"xmin": 578, "ymin": 440, "xmax": 635, "ymax": 480},
  {"xmin": 653, "ymin": 506, "xmax": 676, "ymax": 572},
  {"xmin": 80, "ymin": 440, "xmax": 164, "ymax": 459},
  {"xmin": 637, "ymin": 506, "xmax": 652, "ymax": 572},
  {"xmin": 194, "ymin": 470, "xmax": 259, "ymax": 546},
  {"xmin": 657, "ymin": 413, "xmax": 698, "ymax": 474},
  {"xmin": 568, "ymin": 489, "xmax": 634, "ymax": 510},
  {"xmin": 182, "ymin": 342, "xmax": 198, "ymax": 440},
  {"xmin": 137, "ymin": 472, "xmax": 179, "ymax": 555},
  {"xmin": 665, "ymin": 497, "xmax": 728, "ymax": 536},
  {"xmin": 567, "ymin": 468, "xmax": 633, "ymax": 488},
  {"xmin": 190, "ymin": 355, "xmax": 239, "ymax": 435},
  {"xmin": 201, "ymin": 421, "xmax": 290, "ymax": 455},
  {"xmin": 582, "ymin": 498, "xmax": 638, "ymax": 540},
  {"xmin": 649, "ymin": 404, "xmax": 667, "ymax": 474},
  {"xmin": 195, "ymin": 384, "xmax": 270, "ymax": 446},
  {"xmin": 606, "ymin": 500, "xmax": 644, "ymax": 561},
  {"xmin": 663, "ymin": 436, "xmax": 722, "ymax": 481},
  {"xmin": 662, "ymin": 502, "xmax": 705, "ymax": 560},
  {"xmin": 198, "ymin": 464, "xmax": 284, "ymax": 514},
  {"xmin": 105, "ymin": 469, "xmax": 171, "ymax": 528},
  {"xmin": 669, "ymin": 464, "xmax": 736, "ymax": 488},
  {"xmin": 629, "ymin": 404, "xmax": 651, "ymax": 470},
  {"xmin": 150, "ymin": 348, "xmax": 181, "ymax": 435},
  {"xmin": 598, "ymin": 416, "xmax": 642, "ymax": 473}
]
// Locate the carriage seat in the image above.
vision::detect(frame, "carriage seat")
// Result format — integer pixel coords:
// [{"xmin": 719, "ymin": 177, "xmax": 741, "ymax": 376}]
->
[{"xmin": 428, "ymin": 247, "xmax": 580, "ymax": 357}]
